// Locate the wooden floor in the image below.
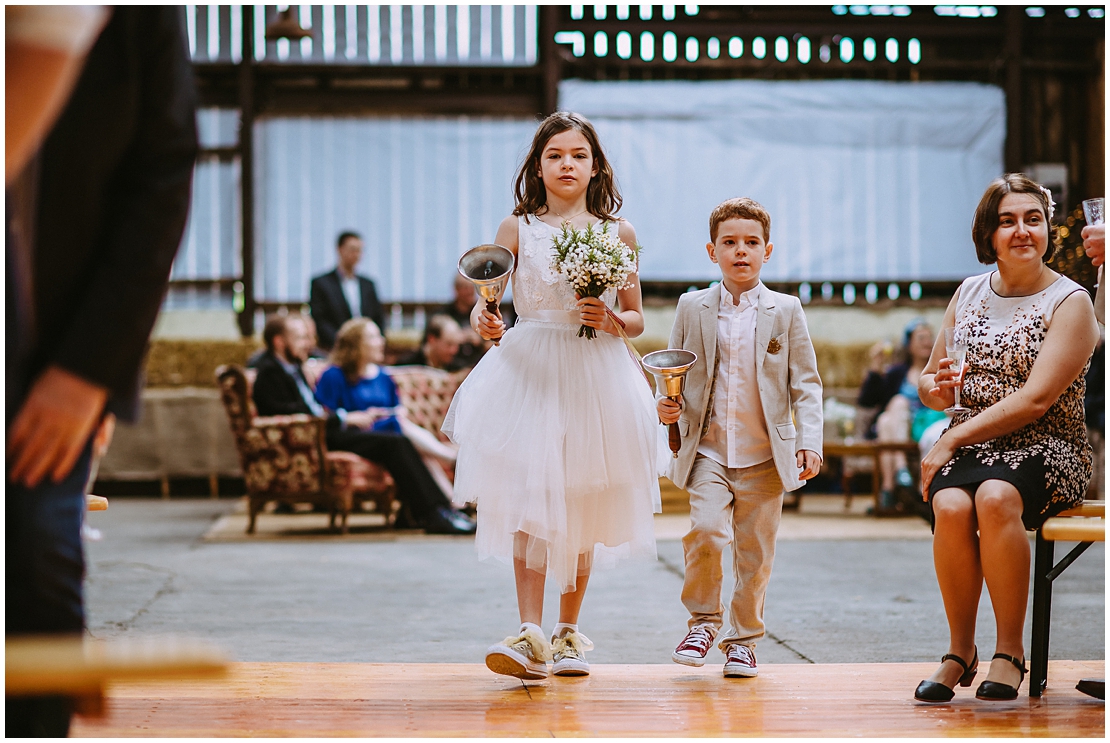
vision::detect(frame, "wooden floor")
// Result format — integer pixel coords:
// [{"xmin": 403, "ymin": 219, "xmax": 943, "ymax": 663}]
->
[{"xmin": 71, "ymin": 661, "xmax": 1104, "ymax": 737}]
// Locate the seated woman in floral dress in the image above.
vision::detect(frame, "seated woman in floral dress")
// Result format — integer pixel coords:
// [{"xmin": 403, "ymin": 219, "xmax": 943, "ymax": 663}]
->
[{"xmin": 914, "ymin": 174, "xmax": 1099, "ymax": 703}]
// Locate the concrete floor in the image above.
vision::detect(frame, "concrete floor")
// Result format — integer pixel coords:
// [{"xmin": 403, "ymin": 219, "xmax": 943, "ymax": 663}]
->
[{"xmin": 83, "ymin": 498, "xmax": 1104, "ymax": 670}]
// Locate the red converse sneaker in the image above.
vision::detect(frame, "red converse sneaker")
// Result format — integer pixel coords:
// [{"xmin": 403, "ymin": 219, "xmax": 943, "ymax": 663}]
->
[
  {"xmin": 723, "ymin": 644, "xmax": 758, "ymax": 678},
  {"xmin": 672, "ymin": 625, "xmax": 717, "ymax": 667}
]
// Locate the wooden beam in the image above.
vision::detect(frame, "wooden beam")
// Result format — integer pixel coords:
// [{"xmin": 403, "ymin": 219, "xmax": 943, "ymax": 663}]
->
[
  {"xmin": 1005, "ymin": 6, "xmax": 1025, "ymax": 173},
  {"xmin": 237, "ymin": 12, "xmax": 256, "ymax": 338},
  {"xmin": 540, "ymin": 5, "xmax": 561, "ymax": 114}
]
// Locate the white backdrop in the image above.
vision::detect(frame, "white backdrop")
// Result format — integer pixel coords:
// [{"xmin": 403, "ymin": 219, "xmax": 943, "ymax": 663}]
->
[
  {"xmin": 175, "ymin": 79, "xmax": 1005, "ymax": 304},
  {"xmin": 250, "ymin": 116, "xmax": 536, "ymax": 303},
  {"xmin": 560, "ymin": 79, "xmax": 1005, "ymax": 283}
]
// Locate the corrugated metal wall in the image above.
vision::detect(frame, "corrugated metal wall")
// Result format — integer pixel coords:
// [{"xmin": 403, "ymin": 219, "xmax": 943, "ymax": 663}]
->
[{"xmin": 184, "ymin": 4, "xmax": 537, "ymax": 66}]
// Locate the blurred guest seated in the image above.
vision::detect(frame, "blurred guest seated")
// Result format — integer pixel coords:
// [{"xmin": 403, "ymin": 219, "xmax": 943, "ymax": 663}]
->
[
  {"xmin": 397, "ymin": 314, "xmax": 464, "ymax": 371},
  {"xmin": 858, "ymin": 319, "xmax": 946, "ymax": 511},
  {"xmin": 246, "ymin": 311, "xmax": 325, "ymax": 383},
  {"xmin": 252, "ymin": 314, "xmax": 473, "ymax": 535},
  {"xmin": 316, "ymin": 318, "xmax": 459, "ymax": 493},
  {"xmin": 442, "ymin": 273, "xmax": 489, "ymax": 368},
  {"xmin": 309, "ymin": 231, "xmax": 385, "ymax": 350}
]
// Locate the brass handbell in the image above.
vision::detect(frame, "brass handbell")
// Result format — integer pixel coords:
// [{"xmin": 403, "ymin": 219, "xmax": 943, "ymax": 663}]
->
[
  {"xmin": 642, "ymin": 349, "xmax": 698, "ymax": 458},
  {"xmin": 458, "ymin": 244, "xmax": 515, "ymax": 346}
]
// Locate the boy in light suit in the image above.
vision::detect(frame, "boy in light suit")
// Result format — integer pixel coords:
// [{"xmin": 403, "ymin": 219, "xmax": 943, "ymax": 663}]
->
[{"xmin": 658, "ymin": 197, "xmax": 823, "ymax": 677}]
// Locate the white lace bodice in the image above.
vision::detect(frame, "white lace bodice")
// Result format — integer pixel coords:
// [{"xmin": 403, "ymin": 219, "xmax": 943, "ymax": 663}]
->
[{"xmin": 512, "ymin": 215, "xmax": 617, "ymax": 316}]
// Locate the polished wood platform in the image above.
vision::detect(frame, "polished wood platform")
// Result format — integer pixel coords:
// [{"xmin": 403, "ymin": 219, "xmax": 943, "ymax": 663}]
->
[{"xmin": 72, "ymin": 661, "xmax": 1104, "ymax": 737}]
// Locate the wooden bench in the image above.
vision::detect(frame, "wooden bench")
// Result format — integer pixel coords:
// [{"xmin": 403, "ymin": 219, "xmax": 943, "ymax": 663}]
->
[
  {"xmin": 822, "ymin": 440, "xmax": 921, "ymax": 513},
  {"xmin": 6, "ymin": 635, "xmax": 228, "ymax": 717},
  {"xmin": 1029, "ymin": 500, "xmax": 1105, "ymax": 697}
]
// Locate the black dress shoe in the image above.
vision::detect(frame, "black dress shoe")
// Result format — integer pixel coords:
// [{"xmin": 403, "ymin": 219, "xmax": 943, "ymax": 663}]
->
[
  {"xmin": 915, "ymin": 647, "xmax": 978, "ymax": 703},
  {"xmin": 1076, "ymin": 678, "xmax": 1105, "ymax": 700},
  {"xmin": 975, "ymin": 653, "xmax": 1026, "ymax": 700},
  {"xmin": 423, "ymin": 506, "xmax": 476, "ymax": 535}
]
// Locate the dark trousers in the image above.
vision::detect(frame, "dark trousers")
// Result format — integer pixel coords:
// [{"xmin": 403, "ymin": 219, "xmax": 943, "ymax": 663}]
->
[
  {"xmin": 6, "ymin": 441, "xmax": 93, "ymax": 737},
  {"xmin": 326, "ymin": 429, "xmax": 451, "ymax": 523}
]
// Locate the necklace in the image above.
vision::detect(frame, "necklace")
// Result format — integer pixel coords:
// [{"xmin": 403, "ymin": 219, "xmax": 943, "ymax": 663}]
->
[{"xmin": 548, "ymin": 206, "xmax": 588, "ymax": 224}]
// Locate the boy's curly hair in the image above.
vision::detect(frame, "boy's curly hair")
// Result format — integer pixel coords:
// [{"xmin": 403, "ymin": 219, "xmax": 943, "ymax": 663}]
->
[{"xmin": 709, "ymin": 197, "xmax": 771, "ymax": 243}]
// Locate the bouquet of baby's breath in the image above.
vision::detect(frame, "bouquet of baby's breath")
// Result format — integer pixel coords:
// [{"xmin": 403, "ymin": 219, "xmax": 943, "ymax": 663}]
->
[{"xmin": 551, "ymin": 222, "xmax": 640, "ymax": 339}]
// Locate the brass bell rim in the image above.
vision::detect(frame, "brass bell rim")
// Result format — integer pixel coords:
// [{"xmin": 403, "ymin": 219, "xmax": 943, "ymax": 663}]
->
[{"xmin": 457, "ymin": 244, "xmax": 516, "ymax": 283}]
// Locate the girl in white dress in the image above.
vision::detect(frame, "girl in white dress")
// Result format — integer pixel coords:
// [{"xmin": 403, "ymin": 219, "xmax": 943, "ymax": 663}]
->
[{"xmin": 442, "ymin": 112, "xmax": 660, "ymax": 679}]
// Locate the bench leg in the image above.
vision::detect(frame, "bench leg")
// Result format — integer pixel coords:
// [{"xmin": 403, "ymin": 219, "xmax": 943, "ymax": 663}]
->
[
  {"xmin": 870, "ymin": 453, "xmax": 882, "ymax": 512},
  {"xmin": 1029, "ymin": 531, "xmax": 1054, "ymax": 697}
]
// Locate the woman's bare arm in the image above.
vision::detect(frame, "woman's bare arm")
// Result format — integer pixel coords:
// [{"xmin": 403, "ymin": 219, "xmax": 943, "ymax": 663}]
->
[
  {"xmin": 604, "ymin": 219, "xmax": 646, "ymax": 338},
  {"xmin": 918, "ymin": 290, "xmax": 961, "ymax": 411}
]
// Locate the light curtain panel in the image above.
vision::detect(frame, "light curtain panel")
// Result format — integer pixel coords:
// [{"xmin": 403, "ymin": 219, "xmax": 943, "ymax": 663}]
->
[
  {"xmin": 177, "ymin": 78, "xmax": 1003, "ymax": 304},
  {"xmin": 560, "ymin": 78, "xmax": 1005, "ymax": 283},
  {"xmin": 252, "ymin": 116, "xmax": 537, "ymax": 303}
]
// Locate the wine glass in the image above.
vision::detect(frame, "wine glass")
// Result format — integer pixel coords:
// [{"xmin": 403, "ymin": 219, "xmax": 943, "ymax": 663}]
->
[
  {"xmin": 944, "ymin": 327, "xmax": 969, "ymax": 413},
  {"xmin": 1083, "ymin": 197, "xmax": 1104, "ymax": 227}
]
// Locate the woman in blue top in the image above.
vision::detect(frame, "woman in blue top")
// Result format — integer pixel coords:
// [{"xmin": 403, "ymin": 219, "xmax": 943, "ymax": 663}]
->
[
  {"xmin": 315, "ymin": 321, "xmax": 404, "ymax": 435},
  {"xmin": 315, "ymin": 318, "xmax": 459, "ymax": 480}
]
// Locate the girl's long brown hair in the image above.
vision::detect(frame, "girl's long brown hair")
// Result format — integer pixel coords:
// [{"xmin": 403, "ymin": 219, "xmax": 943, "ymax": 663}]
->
[{"xmin": 512, "ymin": 112, "xmax": 622, "ymax": 222}]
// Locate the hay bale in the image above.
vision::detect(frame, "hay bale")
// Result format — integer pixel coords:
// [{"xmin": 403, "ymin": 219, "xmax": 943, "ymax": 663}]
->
[{"xmin": 144, "ymin": 339, "xmax": 261, "ymax": 387}]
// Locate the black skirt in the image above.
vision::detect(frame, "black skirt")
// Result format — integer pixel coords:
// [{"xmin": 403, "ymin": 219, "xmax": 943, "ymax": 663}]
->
[{"xmin": 928, "ymin": 437, "xmax": 1091, "ymax": 531}]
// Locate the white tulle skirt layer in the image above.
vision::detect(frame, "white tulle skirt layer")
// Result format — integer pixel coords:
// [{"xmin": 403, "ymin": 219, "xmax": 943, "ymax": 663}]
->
[{"xmin": 442, "ymin": 314, "xmax": 661, "ymax": 593}]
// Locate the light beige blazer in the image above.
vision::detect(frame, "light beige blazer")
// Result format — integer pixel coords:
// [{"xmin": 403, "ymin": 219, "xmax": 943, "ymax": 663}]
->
[{"xmin": 663, "ymin": 282, "xmax": 823, "ymax": 493}]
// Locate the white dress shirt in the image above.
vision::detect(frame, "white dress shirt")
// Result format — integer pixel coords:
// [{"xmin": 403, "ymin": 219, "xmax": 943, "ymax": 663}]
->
[
  {"xmin": 697, "ymin": 283, "xmax": 773, "ymax": 469},
  {"xmin": 339, "ymin": 271, "xmax": 362, "ymax": 318}
]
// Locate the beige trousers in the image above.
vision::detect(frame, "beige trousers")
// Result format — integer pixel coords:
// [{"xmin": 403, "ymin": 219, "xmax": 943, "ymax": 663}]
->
[{"xmin": 681, "ymin": 455, "xmax": 784, "ymax": 648}]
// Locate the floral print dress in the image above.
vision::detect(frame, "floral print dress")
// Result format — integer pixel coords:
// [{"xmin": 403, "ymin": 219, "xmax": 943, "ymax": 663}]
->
[{"xmin": 928, "ymin": 271, "xmax": 1093, "ymax": 530}]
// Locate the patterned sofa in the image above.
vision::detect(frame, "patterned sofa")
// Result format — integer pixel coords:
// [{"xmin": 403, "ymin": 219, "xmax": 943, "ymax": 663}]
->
[
  {"xmin": 215, "ymin": 365, "xmax": 396, "ymax": 534},
  {"xmin": 387, "ymin": 365, "xmax": 468, "ymax": 443}
]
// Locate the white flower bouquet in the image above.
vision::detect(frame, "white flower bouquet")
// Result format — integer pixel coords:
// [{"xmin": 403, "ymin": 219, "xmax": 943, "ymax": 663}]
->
[{"xmin": 551, "ymin": 222, "xmax": 640, "ymax": 339}]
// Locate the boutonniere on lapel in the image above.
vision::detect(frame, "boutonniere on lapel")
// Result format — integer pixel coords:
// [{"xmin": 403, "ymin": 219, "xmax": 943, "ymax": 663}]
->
[{"xmin": 766, "ymin": 336, "xmax": 782, "ymax": 355}]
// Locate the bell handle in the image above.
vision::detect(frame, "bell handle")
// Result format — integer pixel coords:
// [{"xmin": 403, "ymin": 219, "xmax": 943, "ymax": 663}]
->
[
  {"xmin": 668, "ymin": 422, "xmax": 681, "ymax": 457},
  {"xmin": 485, "ymin": 298, "xmax": 503, "ymax": 346},
  {"xmin": 667, "ymin": 393, "xmax": 682, "ymax": 458}
]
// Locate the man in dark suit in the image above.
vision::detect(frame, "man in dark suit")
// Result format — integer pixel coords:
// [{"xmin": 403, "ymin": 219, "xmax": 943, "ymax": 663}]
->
[
  {"xmin": 5, "ymin": 7, "xmax": 198, "ymax": 736},
  {"xmin": 309, "ymin": 231, "xmax": 385, "ymax": 350},
  {"xmin": 252, "ymin": 315, "xmax": 475, "ymax": 535}
]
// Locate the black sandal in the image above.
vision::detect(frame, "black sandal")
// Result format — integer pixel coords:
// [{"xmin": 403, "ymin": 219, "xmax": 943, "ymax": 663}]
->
[
  {"xmin": 914, "ymin": 647, "xmax": 978, "ymax": 702},
  {"xmin": 975, "ymin": 653, "xmax": 1027, "ymax": 700}
]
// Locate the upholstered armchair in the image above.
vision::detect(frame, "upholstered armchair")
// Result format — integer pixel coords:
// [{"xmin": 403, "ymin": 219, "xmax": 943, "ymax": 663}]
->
[{"xmin": 215, "ymin": 365, "xmax": 395, "ymax": 534}]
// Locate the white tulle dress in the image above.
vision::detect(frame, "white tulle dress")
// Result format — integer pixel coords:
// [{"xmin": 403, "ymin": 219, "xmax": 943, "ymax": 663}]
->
[{"xmin": 442, "ymin": 215, "xmax": 661, "ymax": 593}]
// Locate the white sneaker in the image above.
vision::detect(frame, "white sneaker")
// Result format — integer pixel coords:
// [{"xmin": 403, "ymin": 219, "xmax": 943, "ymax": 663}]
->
[
  {"xmin": 485, "ymin": 626, "xmax": 551, "ymax": 680},
  {"xmin": 672, "ymin": 624, "xmax": 717, "ymax": 667},
  {"xmin": 551, "ymin": 630, "xmax": 594, "ymax": 677}
]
